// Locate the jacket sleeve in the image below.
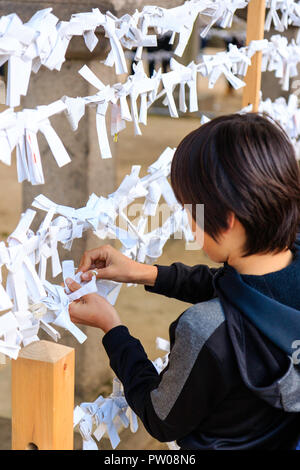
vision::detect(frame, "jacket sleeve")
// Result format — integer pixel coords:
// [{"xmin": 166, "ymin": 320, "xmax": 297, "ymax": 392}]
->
[
  {"xmin": 144, "ymin": 262, "xmax": 219, "ymax": 304},
  {"xmin": 102, "ymin": 314, "xmax": 231, "ymax": 444}
]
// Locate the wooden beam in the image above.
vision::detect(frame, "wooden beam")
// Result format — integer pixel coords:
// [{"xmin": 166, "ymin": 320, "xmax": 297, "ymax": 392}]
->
[
  {"xmin": 242, "ymin": 0, "xmax": 266, "ymax": 112},
  {"xmin": 11, "ymin": 340, "xmax": 75, "ymax": 450}
]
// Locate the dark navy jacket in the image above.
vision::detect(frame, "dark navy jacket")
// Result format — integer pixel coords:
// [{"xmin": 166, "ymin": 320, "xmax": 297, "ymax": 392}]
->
[{"xmin": 102, "ymin": 235, "xmax": 300, "ymax": 450}]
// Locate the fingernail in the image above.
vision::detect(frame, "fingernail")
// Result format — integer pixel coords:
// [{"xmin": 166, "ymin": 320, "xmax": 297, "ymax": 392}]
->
[
  {"xmin": 81, "ymin": 272, "xmax": 90, "ymax": 280},
  {"xmin": 65, "ymin": 278, "xmax": 72, "ymax": 284}
]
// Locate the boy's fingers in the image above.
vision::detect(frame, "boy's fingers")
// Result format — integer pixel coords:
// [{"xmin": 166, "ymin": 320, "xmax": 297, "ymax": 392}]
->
[
  {"xmin": 77, "ymin": 256, "xmax": 91, "ymax": 273},
  {"xmin": 69, "ymin": 301, "xmax": 87, "ymax": 323},
  {"xmin": 78, "ymin": 247, "xmax": 109, "ymax": 273},
  {"xmin": 65, "ymin": 278, "xmax": 82, "ymax": 292},
  {"xmin": 81, "ymin": 267, "xmax": 113, "ymax": 281},
  {"xmin": 69, "ymin": 299, "xmax": 84, "ymax": 315},
  {"xmin": 78, "ymin": 249, "xmax": 101, "ymax": 272},
  {"xmin": 81, "ymin": 269, "xmax": 99, "ymax": 281},
  {"xmin": 78, "ymin": 251, "xmax": 95, "ymax": 273}
]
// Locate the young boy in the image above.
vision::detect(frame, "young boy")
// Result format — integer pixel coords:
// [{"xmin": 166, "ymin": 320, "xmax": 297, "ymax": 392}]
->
[{"xmin": 67, "ymin": 113, "xmax": 300, "ymax": 450}]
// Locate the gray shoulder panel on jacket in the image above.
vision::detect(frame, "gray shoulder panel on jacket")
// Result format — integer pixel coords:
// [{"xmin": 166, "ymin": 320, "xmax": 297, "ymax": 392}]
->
[
  {"xmin": 150, "ymin": 297, "xmax": 225, "ymax": 420},
  {"xmin": 277, "ymin": 358, "xmax": 300, "ymax": 412}
]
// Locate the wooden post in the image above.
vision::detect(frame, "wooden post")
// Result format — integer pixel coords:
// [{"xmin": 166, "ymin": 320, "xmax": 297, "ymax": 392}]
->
[
  {"xmin": 11, "ymin": 340, "xmax": 75, "ymax": 450},
  {"xmin": 242, "ymin": 0, "xmax": 266, "ymax": 111}
]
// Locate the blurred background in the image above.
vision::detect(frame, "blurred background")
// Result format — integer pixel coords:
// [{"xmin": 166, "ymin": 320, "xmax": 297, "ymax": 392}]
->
[{"xmin": 0, "ymin": 0, "xmax": 297, "ymax": 450}]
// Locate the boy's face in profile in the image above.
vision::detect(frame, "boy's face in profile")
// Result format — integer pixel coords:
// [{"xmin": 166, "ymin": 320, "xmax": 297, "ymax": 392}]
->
[
  {"xmin": 186, "ymin": 210, "xmax": 224, "ymax": 263},
  {"xmin": 187, "ymin": 210, "xmax": 244, "ymax": 265}
]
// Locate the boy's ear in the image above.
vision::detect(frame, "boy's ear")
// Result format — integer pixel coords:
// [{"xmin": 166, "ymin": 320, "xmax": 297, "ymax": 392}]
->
[{"xmin": 226, "ymin": 212, "xmax": 235, "ymax": 232}]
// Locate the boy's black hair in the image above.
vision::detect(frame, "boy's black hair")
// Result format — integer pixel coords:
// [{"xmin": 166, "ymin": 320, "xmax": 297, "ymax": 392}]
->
[{"xmin": 171, "ymin": 112, "xmax": 300, "ymax": 256}]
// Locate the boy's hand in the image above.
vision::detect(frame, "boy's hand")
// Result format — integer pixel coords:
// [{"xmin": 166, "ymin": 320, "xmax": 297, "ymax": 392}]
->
[
  {"xmin": 78, "ymin": 244, "xmax": 158, "ymax": 286},
  {"xmin": 66, "ymin": 278, "xmax": 122, "ymax": 334}
]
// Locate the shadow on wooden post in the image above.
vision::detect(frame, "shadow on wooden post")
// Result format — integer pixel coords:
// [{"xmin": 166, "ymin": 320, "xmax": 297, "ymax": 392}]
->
[{"xmin": 11, "ymin": 340, "xmax": 75, "ymax": 450}]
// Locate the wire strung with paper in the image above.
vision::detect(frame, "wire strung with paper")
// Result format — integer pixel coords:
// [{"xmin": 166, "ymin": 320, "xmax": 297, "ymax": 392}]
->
[
  {"xmin": 2, "ymin": 0, "xmax": 300, "ymax": 108},
  {"xmin": 0, "ymin": 36, "xmax": 273, "ymax": 184},
  {"xmin": 0, "ymin": 0, "xmax": 251, "ymax": 108},
  {"xmin": 3, "ymin": 27, "xmax": 300, "ymax": 185},
  {"xmin": 0, "ymin": 146, "xmax": 195, "ymax": 362},
  {"xmin": 73, "ymin": 337, "xmax": 176, "ymax": 451}
]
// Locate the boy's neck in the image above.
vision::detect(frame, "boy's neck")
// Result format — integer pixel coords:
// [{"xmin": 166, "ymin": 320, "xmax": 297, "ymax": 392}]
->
[{"xmin": 227, "ymin": 249, "xmax": 294, "ymax": 276}]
